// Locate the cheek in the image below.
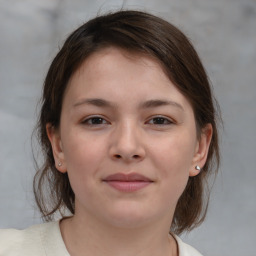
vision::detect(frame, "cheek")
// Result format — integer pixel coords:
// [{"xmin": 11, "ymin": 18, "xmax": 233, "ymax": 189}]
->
[
  {"xmin": 61, "ymin": 132, "xmax": 108, "ymax": 202},
  {"xmin": 152, "ymin": 132, "xmax": 196, "ymax": 171},
  {"xmin": 149, "ymin": 131, "xmax": 196, "ymax": 195},
  {"xmin": 61, "ymin": 130, "xmax": 107, "ymax": 177}
]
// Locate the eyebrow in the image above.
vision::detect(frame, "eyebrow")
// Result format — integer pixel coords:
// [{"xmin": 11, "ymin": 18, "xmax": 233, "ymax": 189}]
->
[
  {"xmin": 73, "ymin": 98, "xmax": 184, "ymax": 111},
  {"xmin": 73, "ymin": 98, "xmax": 117, "ymax": 108},
  {"xmin": 139, "ymin": 99, "xmax": 184, "ymax": 111}
]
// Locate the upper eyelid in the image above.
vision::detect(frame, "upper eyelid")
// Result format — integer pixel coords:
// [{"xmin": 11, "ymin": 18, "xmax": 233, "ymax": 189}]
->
[
  {"xmin": 80, "ymin": 114, "xmax": 175, "ymax": 124},
  {"xmin": 146, "ymin": 115, "xmax": 175, "ymax": 123},
  {"xmin": 81, "ymin": 115, "xmax": 110, "ymax": 124}
]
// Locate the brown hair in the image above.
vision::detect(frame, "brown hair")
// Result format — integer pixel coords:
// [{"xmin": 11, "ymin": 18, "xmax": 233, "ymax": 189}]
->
[{"xmin": 33, "ymin": 10, "xmax": 221, "ymax": 234}]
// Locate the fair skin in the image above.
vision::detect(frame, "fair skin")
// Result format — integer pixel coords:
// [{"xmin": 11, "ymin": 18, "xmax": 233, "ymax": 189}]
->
[{"xmin": 47, "ymin": 47, "xmax": 212, "ymax": 256}]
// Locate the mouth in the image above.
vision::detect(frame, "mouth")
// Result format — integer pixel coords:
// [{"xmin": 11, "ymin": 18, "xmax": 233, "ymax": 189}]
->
[{"xmin": 102, "ymin": 173, "xmax": 153, "ymax": 192}]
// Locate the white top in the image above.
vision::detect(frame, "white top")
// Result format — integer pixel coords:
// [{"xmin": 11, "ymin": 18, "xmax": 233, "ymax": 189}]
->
[{"xmin": 0, "ymin": 221, "xmax": 202, "ymax": 256}]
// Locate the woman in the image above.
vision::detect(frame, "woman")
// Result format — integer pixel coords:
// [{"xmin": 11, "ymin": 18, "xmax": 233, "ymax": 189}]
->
[{"xmin": 0, "ymin": 10, "xmax": 220, "ymax": 256}]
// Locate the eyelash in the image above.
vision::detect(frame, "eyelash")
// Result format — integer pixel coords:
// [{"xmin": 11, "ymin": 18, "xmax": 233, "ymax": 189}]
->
[
  {"xmin": 81, "ymin": 115, "xmax": 174, "ymax": 126},
  {"xmin": 81, "ymin": 116, "xmax": 109, "ymax": 126},
  {"xmin": 147, "ymin": 116, "xmax": 173, "ymax": 125}
]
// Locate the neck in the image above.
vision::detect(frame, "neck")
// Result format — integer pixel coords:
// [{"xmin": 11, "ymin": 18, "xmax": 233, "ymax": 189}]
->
[{"xmin": 60, "ymin": 213, "xmax": 178, "ymax": 256}]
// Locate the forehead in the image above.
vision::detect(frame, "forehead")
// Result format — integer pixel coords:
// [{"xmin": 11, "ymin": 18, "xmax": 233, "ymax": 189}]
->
[
  {"xmin": 63, "ymin": 47, "xmax": 192, "ymax": 111},
  {"xmin": 76, "ymin": 47, "xmax": 165, "ymax": 78},
  {"xmin": 67, "ymin": 47, "xmax": 171, "ymax": 92}
]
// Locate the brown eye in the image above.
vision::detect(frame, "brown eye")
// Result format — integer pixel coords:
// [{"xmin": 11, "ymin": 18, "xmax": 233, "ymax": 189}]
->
[
  {"xmin": 82, "ymin": 116, "xmax": 109, "ymax": 125},
  {"xmin": 148, "ymin": 117, "xmax": 172, "ymax": 125}
]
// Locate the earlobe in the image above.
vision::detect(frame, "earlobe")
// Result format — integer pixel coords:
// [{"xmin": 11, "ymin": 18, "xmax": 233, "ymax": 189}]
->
[
  {"xmin": 189, "ymin": 165, "xmax": 201, "ymax": 177},
  {"xmin": 189, "ymin": 123, "xmax": 213, "ymax": 177},
  {"xmin": 46, "ymin": 123, "xmax": 67, "ymax": 173}
]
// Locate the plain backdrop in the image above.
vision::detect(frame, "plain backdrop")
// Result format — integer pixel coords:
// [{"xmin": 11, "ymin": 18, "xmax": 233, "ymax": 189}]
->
[{"xmin": 0, "ymin": 1, "xmax": 256, "ymax": 256}]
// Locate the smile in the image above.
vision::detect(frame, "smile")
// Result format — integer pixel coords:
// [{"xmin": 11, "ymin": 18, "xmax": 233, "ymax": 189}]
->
[{"xmin": 103, "ymin": 173, "xmax": 153, "ymax": 192}]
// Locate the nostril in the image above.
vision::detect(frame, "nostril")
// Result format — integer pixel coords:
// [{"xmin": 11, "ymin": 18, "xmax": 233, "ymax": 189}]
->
[{"xmin": 113, "ymin": 154, "xmax": 140, "ymax": 159}]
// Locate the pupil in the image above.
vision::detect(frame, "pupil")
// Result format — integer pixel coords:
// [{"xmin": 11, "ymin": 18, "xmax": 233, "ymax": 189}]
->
[
  {"xmin": 92, "ymin": 118, "xmax": 102, "ymax": 124},
  {"xmin": 154, "ymin": 118, "xmax": 164, "ymax": 124}
]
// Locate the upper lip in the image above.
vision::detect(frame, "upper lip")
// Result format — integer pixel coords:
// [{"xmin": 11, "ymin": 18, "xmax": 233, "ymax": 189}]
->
[{"xmin": 103, "ymin": 173, "xmax": 153, "ymax": 182}]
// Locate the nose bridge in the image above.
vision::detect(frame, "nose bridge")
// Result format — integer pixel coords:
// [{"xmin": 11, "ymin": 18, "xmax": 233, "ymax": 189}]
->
[
  {"xmin": 110, "ymin": 118, "xmax": 145, "ymax": 161},
  {"xmin": 116, "ymin": 118, "xmax": 139, "ymax": 149}
]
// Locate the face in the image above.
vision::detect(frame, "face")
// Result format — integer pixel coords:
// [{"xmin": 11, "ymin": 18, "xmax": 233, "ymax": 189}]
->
[{"xmin": 48, "ymin": 47, "xmax": 212, "ymax": 229}]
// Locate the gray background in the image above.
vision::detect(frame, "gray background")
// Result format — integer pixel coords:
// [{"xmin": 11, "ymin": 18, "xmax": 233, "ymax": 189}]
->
[{"xmin": 0, "ymin": 0, "xmax": 256, "ymax": 255}]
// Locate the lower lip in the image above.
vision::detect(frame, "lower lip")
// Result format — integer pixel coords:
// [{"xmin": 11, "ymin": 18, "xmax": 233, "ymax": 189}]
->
[{"xmin": 104, "ymin": 181, "xmax": 152, "ymax": 192}]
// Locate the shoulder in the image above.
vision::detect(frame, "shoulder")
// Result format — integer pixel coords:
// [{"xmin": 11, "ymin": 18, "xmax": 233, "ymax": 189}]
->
[
  {"xmin": 0, "ymin": 221, "xmax": 69, "ymax": 256},
  {"xmin": 0, "ymin": 222, "xmax": 46, "ymax": 255},
  {"xmin": 174, "ymin": 235, "xmax": 203, "ymax": 256}
]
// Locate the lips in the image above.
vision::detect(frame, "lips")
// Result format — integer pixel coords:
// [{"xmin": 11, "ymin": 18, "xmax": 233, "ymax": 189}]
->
[{"xmin": 103, "ymin": 173, "xmax": 153, "ymax": 192}]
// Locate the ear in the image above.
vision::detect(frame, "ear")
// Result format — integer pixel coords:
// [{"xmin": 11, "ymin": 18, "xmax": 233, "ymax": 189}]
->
[
  {"xmin": 189, "ymin": 123, "xmax": 213, "ymax": 177},
  {"xmin": 46, "ymin": 123, "xmax": 67, "ymax": 173}
]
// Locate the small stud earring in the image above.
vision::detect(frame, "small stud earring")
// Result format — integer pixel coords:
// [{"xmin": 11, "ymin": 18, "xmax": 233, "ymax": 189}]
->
[
  {"xmin": 195, "ymin": 165, "xmax": 201, "ymax": 171},
  {"xmin": 58, "ymin": 162, "xmax": 62, "ymax": 167}
]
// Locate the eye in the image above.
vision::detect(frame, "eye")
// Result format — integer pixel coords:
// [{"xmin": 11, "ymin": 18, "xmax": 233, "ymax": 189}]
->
[
  {"xmin": 81, "ymin": 116, "xmax": 109, "ymax": 126},
  {"xmin": 147, "ymin": 116, "xmax": 173, "ymax": 125}
]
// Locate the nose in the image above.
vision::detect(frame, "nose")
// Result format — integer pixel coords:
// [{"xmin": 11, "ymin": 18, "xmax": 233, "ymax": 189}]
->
[{"xmin": 109, "ymin": 121, "xmax": 146, "ymax": 163}]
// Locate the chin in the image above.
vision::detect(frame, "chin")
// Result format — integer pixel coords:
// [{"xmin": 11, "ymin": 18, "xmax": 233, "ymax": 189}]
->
[{"xmin": 101, "ymin": 203, "xmax": 158, "ymax": 229}]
